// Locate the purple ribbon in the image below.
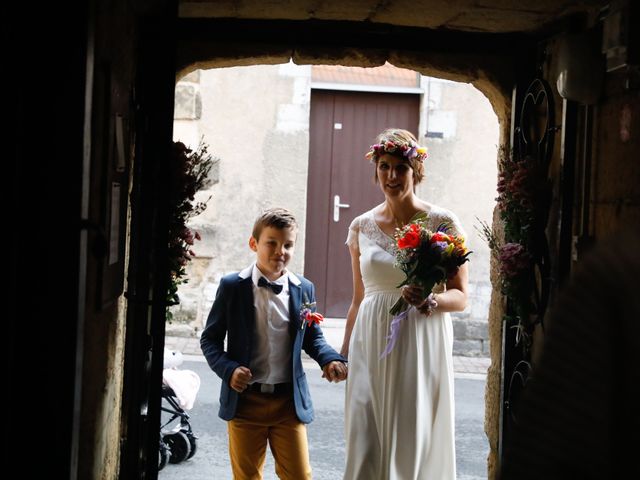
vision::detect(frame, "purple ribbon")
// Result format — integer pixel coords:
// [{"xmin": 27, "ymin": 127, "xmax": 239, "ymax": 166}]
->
[{"xmin": 380, "ymin": 307, "xmax": 413, "ymax": 359}]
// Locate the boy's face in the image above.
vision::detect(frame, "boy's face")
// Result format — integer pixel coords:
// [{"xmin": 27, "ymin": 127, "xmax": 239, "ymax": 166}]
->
[{"xmin": 249, "ymin": 226, "xmax": 297, "ymax": 281}]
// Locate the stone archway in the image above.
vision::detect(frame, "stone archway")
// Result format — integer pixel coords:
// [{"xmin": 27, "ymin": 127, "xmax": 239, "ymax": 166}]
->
[{"xmin": 174, "ymin": 20, "xmax": 516, "ymax": 477}]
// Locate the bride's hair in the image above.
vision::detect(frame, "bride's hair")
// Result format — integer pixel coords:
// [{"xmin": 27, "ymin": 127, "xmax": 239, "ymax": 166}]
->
[{"xmin": 368, "ymin": 128, "xmax": 426, "ymax": 185}]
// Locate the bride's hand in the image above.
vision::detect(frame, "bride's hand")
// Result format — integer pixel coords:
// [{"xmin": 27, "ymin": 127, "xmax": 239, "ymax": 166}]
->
[
  {"xmin": 402, "ymin": 286, "xmax": 438, "ymax": 316},
  {"xmin": 401, "ymin": 285, "xmax": 424, "ymax": 307},
  {"xmin": 418, "ymin": 293, "xmax": 438, "ymax": 316}
]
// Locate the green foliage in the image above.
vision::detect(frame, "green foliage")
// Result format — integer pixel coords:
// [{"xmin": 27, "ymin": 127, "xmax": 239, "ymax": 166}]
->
[{"xmin": 166, "ymin": 139, "xmax": 216, "ymax": 321}]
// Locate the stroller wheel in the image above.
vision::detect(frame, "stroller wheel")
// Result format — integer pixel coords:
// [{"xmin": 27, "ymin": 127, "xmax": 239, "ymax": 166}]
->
[
  {"xmin": 158, "ymin": 438, "xmax": 170, "ymax": 470},
  {"xmin": 165, "ymin": 431, "xmax": 191, "ymax": 464},
  {"xmin": 185, "ymin": 430, "xmax": 197, "ymax": 459}
]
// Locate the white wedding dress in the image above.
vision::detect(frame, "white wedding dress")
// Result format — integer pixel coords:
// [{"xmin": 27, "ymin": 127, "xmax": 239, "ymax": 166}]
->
[{"xmin": 343, "ymin": 206, "xmax": 464, "ymax": 480}]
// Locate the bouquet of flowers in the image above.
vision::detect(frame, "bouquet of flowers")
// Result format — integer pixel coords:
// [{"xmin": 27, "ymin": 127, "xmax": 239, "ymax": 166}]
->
[{"xmin": 382, "ymin": 212, "xmax": 471, "ymax": 357}]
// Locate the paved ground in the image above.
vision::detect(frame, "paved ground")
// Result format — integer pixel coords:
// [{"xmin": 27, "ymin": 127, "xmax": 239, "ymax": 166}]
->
[
  {"xmin": 159, "ymin": 359, "xmax": 489, "ymax": 480},
  {"xmin": 164, "ymin": 319, "xmax": 490, "ymax": 480},
  {"xmin": 160, "ymin": 319, "xmax": 492, "ymax": 478}
]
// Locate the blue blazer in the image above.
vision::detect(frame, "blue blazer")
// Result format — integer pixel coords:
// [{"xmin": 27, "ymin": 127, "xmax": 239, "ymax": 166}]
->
[{"xmin": 200, "ymin": 265, "xmax": 345, "ymax": 424}]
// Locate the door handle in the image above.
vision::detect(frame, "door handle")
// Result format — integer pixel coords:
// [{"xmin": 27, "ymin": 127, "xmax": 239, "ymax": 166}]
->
[{"xmin": 333, "ymin": 195, "xmax": 350, "ymax": 222}]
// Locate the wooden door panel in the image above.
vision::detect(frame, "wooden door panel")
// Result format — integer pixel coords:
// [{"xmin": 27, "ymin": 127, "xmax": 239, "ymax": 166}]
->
[
  {"xmin": 306, "ymin": 91, "xmax": 419, "ymax": 317},
  {"xmin": 305, "ymin": 90, "xmax": 334, "ymax": 310}
]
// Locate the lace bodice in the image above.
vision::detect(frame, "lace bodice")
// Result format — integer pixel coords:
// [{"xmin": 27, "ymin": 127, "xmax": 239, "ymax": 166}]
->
[
  {"xmin": 349, "ymin": 210, "xmax": 396, "ymax": 254},
  {"xmin": 345, "ymin": 206, "xmax": 466, "ymax": 296},
  {"xmin": 346, "ymin": 206, "xmax": 466, "ymax": 251}
]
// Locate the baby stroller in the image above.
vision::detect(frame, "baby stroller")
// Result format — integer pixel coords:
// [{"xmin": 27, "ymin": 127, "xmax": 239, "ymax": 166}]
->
[{"xmin": 159, "ymin": 348, "xmax": 201, "ymax": 470}]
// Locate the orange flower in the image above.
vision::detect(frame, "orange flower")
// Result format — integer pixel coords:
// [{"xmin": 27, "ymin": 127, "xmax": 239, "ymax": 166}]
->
[
  {"xmin": 304, "ymin": 311, "xmax": 324, "ymax": 327},
  {"xmin": 429, "ymin": 231, "xmax": 451, "ymax": 244},
  {"xmin": 300, "ymin": 295, "xmax": 324, "ymax": 329}
]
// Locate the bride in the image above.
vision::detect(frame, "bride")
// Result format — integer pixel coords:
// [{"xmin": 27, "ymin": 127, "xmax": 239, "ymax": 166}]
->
[{"xmin": 340, "ymin": 128, "xmax": 469, "ymax": 479}]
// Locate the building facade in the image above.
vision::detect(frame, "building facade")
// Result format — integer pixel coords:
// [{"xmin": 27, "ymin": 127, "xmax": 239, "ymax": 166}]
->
[{"xmin": 171, "ymin": 62, "xmax": 499, "ymax": 356}]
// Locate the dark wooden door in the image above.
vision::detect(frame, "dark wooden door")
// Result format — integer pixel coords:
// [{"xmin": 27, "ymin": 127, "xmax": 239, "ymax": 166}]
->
[{"xmin": 305, "ymin": 90, "xmax": 420, "ymax": 317}]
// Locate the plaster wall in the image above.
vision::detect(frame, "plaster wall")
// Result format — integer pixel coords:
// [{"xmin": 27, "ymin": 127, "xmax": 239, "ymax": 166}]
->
[
  {"xmin": 171, "ymin": 63, "xmax": 312, "ymax": 330},
  {"xmin": 416, "ymin": 76, "xmax": 499, "ymax": 355},
  {"xmin": 170, "ymin": 64, "xmax": 498, "ymax": 360}
]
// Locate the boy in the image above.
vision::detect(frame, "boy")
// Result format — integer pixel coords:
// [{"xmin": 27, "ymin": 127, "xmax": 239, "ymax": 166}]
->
[{"xmin": 200, "ymin": 207, "xmax": 347, "ymax": 479}]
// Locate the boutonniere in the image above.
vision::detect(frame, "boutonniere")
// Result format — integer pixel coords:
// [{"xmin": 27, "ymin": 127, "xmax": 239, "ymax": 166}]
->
[{"xmin": 300, "ymin": 294, "xmax": 324, "ymax": 329}]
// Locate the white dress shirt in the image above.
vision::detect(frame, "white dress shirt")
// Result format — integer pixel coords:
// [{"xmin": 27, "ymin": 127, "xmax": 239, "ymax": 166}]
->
[{"xmin": 248, "ymin": 263, "xmax": 295, "ymax": 384}]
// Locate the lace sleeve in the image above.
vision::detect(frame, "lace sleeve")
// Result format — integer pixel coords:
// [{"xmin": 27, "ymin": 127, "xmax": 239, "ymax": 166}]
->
[
  {"xmin": 345, "ymin": 216, "xmax": 360, "ymax": 249},
  {"xmin": 431, "ymin": 206, "xmax": 467, "ymax": 239},
  {"xmin": 444, "ymin": 210, "xmax": 467, "ymax": 239}
]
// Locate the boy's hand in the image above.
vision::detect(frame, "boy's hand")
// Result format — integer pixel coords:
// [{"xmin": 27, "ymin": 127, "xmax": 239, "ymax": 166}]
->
[
  {"xmin": 230, "ymin": 366, "xmax": 252, "ymax": 393},
  {"xmin": 322, "ymin": 361, "xmax": 348, "ymax": 383}
]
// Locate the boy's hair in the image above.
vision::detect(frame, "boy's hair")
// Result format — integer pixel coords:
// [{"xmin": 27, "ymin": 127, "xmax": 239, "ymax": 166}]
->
[{"xmin": 252, "ymin": 207, "xmax": 298, "ymax": 240}]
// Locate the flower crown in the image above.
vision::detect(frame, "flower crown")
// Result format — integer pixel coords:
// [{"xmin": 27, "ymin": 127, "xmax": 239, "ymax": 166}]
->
[{"xmin": 365, "ymin": 140, "xmax": 428, "ymax": 162}]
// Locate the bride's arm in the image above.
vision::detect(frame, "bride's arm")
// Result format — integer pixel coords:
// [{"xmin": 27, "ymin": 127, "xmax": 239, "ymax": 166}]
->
[
  {"xmin": 436, "ymin": 263, "xmax": 469, "ymax": 313},
  {"xmin": 340, "ymin": 243, "xmax": 364, "ymax": 360}
]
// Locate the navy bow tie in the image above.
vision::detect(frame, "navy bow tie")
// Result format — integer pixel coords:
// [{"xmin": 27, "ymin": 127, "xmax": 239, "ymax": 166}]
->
[{"xmin": 258, "ymin": 276, "xmax": 283, "ymax": 295}]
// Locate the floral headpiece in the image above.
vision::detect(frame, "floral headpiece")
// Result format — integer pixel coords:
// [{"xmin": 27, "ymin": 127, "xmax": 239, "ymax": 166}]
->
[{"xmin": 365, "ymin": 140, "xmax": 428, "ymax": 163}]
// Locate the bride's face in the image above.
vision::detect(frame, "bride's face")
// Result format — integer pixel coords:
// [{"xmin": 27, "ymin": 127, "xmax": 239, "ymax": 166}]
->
[{"xmin": 376, "ymin": 154, "xmax": 415, "ymax": 198}]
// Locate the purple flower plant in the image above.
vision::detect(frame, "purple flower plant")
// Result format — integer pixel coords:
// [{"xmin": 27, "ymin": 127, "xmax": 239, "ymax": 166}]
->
[{"xmin": 498, "ymin": 242, "xmax": 531, "ymax": 278}]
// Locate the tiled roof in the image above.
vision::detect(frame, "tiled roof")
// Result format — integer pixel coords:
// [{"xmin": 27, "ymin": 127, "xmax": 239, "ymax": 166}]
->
[{"xmin": 311, "ymin": 62, "xmax": 419, "ymax": 87}]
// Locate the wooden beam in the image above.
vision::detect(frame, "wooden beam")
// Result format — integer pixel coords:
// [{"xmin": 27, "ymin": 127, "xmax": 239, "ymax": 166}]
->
[{"xmin": 176, "ymin": 17, "xmax": 533, "ymax": 56}]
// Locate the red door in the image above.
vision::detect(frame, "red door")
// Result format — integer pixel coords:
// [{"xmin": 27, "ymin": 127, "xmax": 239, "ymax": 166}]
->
[{"xmin": 305, "ymin": 90, "xmax": 420, "ymax": 317}]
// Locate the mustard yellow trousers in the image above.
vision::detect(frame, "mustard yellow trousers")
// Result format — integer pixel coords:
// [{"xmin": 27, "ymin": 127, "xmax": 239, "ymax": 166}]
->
[{"xmin": 227, "ymin": 390, "xmax": 312, "ymax": 480}]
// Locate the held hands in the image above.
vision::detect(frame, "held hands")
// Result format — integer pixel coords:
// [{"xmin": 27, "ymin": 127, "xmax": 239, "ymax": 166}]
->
[
  {"xmin": 230, "ymin": 366, "xmax": 252, "ymax": 393},
  {"xmin": 231, "ymin": 363, "xmax": 347, "ymax": 390},
  {"xmin": 321, "ymin": 361, "xmax": 348, "ymax": 383},
  {"xmin": 401, "ymin": 285, "xmax": 438, "ymax": 316}
]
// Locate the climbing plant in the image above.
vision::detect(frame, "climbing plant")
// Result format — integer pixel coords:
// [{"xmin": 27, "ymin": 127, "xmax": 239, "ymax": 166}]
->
[{"xmin": 166, "ymin": 139, "xmax": 216, "ymax": 321}]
